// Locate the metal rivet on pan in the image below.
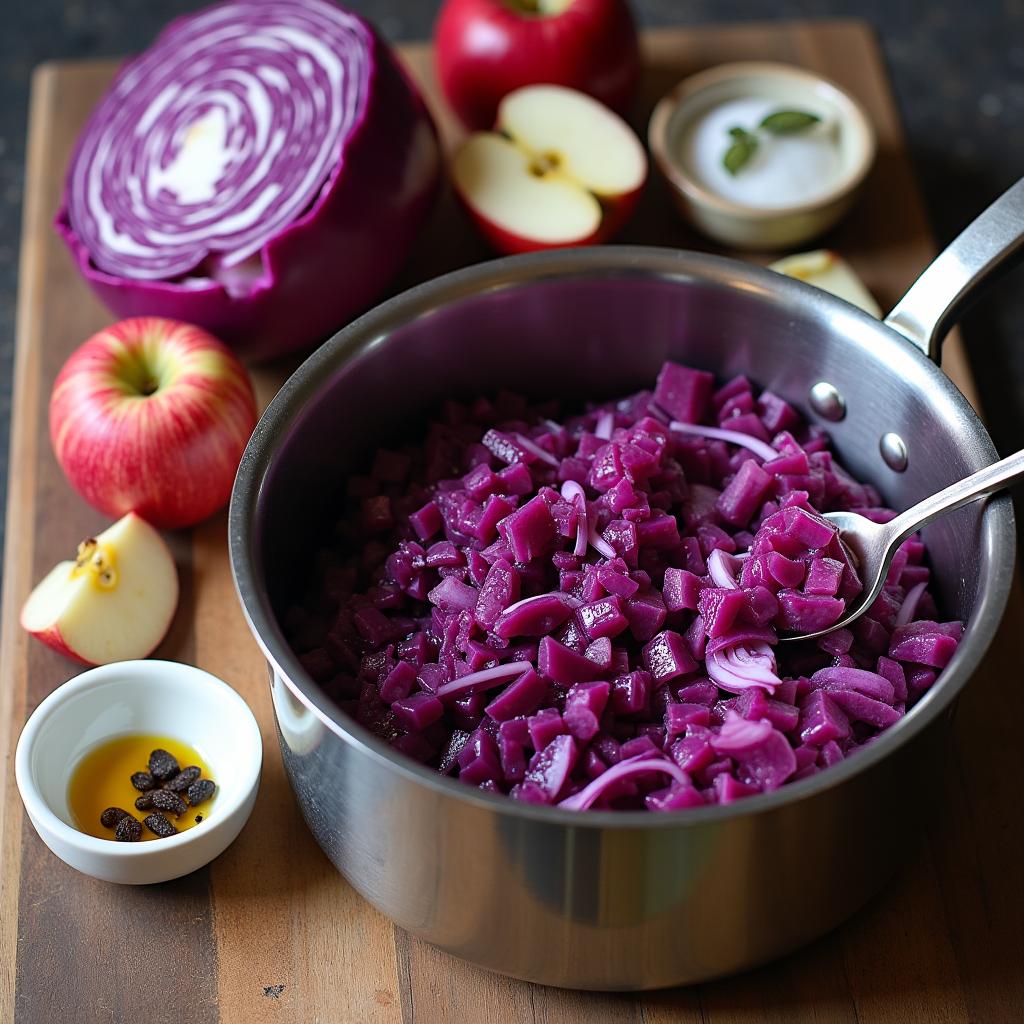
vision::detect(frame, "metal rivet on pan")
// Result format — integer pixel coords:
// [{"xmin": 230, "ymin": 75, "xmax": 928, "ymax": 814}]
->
[
  {"xmin": 808, "ymin": 382, "xmax": 846, "ymax": 421},
  {"xmin": 880, "ymin": 432, "xmax": 908, "ymax": 472}
]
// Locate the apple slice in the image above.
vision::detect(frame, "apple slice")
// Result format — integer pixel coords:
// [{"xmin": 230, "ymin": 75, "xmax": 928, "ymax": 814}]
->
[
  {"xmin": 451, "ymin": 84, "xmax": 647, "ymax": 253},
  {"xmin": 21, "ymin": 512, "xmax": 178, "ymax": 665},
  {"xmin": 770, "ymin": 250, "xmax": 881, "ymax": 317}
]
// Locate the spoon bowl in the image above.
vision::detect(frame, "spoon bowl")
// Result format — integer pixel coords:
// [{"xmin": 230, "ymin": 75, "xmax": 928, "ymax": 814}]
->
[
  {"xmin": 782, "ymin": 449, "xmax": 1024, "ymax": 642},
  {"xmin": 780, "ymin": 510, "xmax": 896, "ymax": 643}
]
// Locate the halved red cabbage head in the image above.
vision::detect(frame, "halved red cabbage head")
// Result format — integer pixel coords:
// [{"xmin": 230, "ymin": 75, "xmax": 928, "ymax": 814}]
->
[
  {"xmin": 56, "ymin": 0, "xmax": 440, "ymax": 359},
  {"xmin": 287, "ymin": 361, "xmax": 963, "ymax": 812}
]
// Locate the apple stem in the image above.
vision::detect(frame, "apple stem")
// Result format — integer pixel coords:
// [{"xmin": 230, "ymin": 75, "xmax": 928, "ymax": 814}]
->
[{"xmin": 115, "ymin": 342, "xmax": 170, "ymax": 398}]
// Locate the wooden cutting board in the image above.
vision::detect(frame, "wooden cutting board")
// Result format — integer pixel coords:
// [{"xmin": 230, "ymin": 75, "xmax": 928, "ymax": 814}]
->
[{"xmin": 3, "ymin": 21, "xmax": 1022, "ymax": 1024}]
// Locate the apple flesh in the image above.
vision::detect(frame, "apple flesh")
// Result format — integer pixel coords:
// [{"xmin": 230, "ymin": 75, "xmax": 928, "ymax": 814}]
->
[
  {"xmin": 451, "ymin": 84, "xmax": 647, "ymax": 253},
  {"xmin": 434, "ymin": 0, "xmax": 640, "ymax": 131},
  {"xmin": 20, "ymin": 512, "xmax": 179, "ymax": 665},
  {"xmin": 50, "ymin": 317, "xmax": 258, "ymax": 530}
]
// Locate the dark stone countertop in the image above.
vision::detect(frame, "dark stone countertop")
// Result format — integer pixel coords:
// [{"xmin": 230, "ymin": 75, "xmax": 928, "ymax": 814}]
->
[{"xmin": 2, "ymin": 1, "xmax": 1022, "ymax": 565}]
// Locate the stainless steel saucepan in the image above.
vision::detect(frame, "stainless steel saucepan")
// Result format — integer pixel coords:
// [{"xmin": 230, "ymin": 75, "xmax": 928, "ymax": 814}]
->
[{"xmin": 229, "ymin": 180, "xmax": 1023, "ymax": 989}]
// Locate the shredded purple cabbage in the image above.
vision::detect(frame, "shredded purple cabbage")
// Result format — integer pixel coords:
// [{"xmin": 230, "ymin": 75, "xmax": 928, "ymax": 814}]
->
[{"xmin": 287, "ymin": 362, "xmax": 962, "ymax": 812}]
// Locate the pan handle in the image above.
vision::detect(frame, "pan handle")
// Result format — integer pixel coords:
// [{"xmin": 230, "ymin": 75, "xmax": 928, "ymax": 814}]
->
[{"xmin": 883, "ymin": 176, "xmax": 1024, "ymax": 363}]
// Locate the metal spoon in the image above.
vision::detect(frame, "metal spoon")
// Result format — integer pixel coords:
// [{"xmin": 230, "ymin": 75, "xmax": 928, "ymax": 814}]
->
[{"xmin": 783, "ymin": 449, "xmax": 1024, "ymax": 643}]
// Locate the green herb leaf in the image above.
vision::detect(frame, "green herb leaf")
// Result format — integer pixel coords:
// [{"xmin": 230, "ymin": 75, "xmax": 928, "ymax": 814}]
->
[
  {"xmin": 759, "ymin": 109, "xmax": 821, "ymax": 134},
  {"xmin": 723, "ymin": 126, "xmax": 759, "ymax": 175}
]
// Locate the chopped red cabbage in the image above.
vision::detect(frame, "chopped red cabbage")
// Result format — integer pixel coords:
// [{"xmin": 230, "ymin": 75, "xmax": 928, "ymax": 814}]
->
[
  {"xmin": 889, "ymin": 620, "xmax": 961, "ymax": 668},
  {"xmin": 485, "ymin": 668, "xmax": 547, "ymax": 722},
  {"xmin": 494, "ymin": 592, "xmax": 578, "ymax": 639},
  {"xmin": 654, "ymin": 363, "xmax": 715, "ymax": 424},
  {"xmin": 288, "ymin": 361, "xmax": 962, "ymax": 812}
]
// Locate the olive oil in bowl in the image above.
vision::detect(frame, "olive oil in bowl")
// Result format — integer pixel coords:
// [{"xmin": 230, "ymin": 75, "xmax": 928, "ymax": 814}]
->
[{"xmin": 68, "ymin": 734, "xmax": 215, "ymax": 841}]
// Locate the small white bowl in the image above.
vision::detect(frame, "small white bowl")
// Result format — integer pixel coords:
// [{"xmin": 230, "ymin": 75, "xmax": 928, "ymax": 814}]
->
[
  {"xmin": 15, "ymin": 660, "xmax": 262, "ymax": 884},
  {"xmin": 648, "ymin": 62, "xmax": 876, "ymax": 250}
]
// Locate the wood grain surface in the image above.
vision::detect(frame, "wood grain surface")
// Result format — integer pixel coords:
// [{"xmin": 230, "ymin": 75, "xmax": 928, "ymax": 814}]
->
[{"xmin": 2, "ymin": 21, "xmax": 1021, "ymax": 1024}]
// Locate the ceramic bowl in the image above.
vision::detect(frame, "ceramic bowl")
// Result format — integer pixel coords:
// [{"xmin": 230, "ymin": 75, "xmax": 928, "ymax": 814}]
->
[
  {"xmin": 648, "ymin": 62, "xmax": 876, "ymax": 250},
  {"xmin": 15, "ymin": 659, "xmax": 262, "ymax": 884}
]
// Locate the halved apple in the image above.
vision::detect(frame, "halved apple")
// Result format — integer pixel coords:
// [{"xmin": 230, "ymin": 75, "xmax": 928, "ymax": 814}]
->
[
  {"xmin": 451, "ymin": 84, "xmax": 647, "ymax": 253},
  {"xmin": 21, "ymin": 512, "xmax": 178, "ymax": 665}
]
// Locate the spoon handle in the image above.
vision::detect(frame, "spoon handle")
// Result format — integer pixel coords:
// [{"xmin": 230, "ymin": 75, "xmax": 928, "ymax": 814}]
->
[{"xmin": 886, "ymin": 449, "xmax": 1024, "ymax": 544}]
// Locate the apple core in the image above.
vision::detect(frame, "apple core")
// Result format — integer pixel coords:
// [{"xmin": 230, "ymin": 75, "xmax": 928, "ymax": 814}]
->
[
  {"xmin": 70, "ymin": 538, "xmax": 118, "ymax": 591},
  {"xmin": 528, "ymin": 152, "xmax": 562, "ymax": 177}
]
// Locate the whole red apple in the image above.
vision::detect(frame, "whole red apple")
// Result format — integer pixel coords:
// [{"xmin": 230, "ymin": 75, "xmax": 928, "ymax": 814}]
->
[
  {"xmin": 50, "ymin": 318, "xmax": 258, "ymax": 530},
  {"xmin": 434, "ymin": 0, "xmax": 640, "ymax": 130}
]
